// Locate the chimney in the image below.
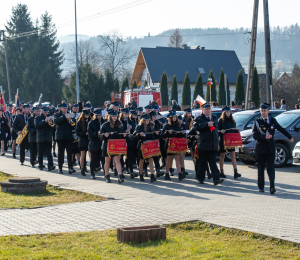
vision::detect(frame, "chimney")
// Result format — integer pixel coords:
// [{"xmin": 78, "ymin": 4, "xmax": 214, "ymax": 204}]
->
[{"xmin": 182, "ymin": 44, "xmax": 190, "ymax": 49}]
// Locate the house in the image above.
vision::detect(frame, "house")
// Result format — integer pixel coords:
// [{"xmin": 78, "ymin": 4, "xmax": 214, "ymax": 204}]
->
[{"xmin": 131, "ymin": 45, "xmax": 246, "ymax": 105}]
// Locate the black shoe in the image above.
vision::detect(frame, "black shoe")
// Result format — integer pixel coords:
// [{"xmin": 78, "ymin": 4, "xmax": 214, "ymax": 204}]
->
[
  {"xmin": 95, "ymin": 167, "xmax": 101, "ymax": 173},
  {"xmin": 72, "ymin": 162, "xmax": 77, "ymax": 166},
  {"xmin": 259, "ymin": 189, "xmax": 265, "ymax": 192},
  {"xmin": 150, "ymin": 174, "xmax": 156, "ymax": 183},
  {"xmin": 170, "ymin": 168, "xmax": 174, "ymax": 173},
  {"xmin": 270, "ymin": 188, "xmax": 276, "ymax": 194},
  {"xmin": 133, "ymin": 164, "xmax": 138, "ymax": 169},
  {"xmin": 42, "ymin": 165, "xmax": 46, "ymax": 168},
  {"xmin": 48, "ymin": 166, "xmax": 55, "ymax": 172},
  {"xmin": 164, "ymin": 173, "xmax": 171, "ymax": 180},
  {"xmin": 130, "ymin": 173, "xmax": 136, "ymax": 179},
  {"xmin": 1, "ymin": 153, "xmax": 5, "ymax": 156},
  {"xmin": 140, "ymin": 175, "xmax": 145, "ymax": 182},
  {"xmin": 105, "ymin": 175, "xmax": 111, "ymax": 183},
  {"xmin": 178, "ymin": 172, "xmax": 184, "ymax": 181},
  {"xmin": 13, "ymin": 153, "xmax": 16, "ymax": 159},
  {"xmin": 31, "ymin": 165, "xmax": 35, "ymax": 168},
  {"xmin": 91, "ymin": 174, "xmax": 96, "ymax": 179},
  {"xmin": 58, "ymin": 169, "xmax": 63, "ymax": 174},
  {"xmin": 34, "ymin": 160, "xmax": 39, "ymax": 165},
  {"xmin": 53, "ymin": 153, "xmax": 57, "ymax": 157},
  {"xmin": 118, "ymin": 175, "xmax": 124, "ymax": 183},
  {"xmin": 156, "ymin": 169, "xmax": 164, "ymax": 178},
  {"xmin": 114, "ymin": 169, "xmax": 118, "ymax": 176},
  {"xmin": 68, "ymin": 168, "xmax": 76, "ymax": 174},
  {"xmin": 220, "ymin": 169, "xmax": 226, "ymax": 178},
  {"xmin": 170, "ymin": 172, "xmax": 174, "ymax": 176},
  {"xmin": 38, "ymin": 167, "xmax": 43, "ymax": 171},
  {"xmin": 81, "ymin": 170, "xmax": 86, "ymax": 176},
  {"xmin": 122, "ymin": 167, "xmax": 126, "ymax": 172},
  {"xmin": 143, "ymin": 169, "xmax": 148, "ymax": 177},
  {"xmin": 234, "ymin": 169, "xmax": 241, "ymax": 179},
  {"xmin": 120, "ymin": 173, "xmax": 126, "ymax": 179},
  {"xmin": 198, "ymin": 181, "xmax": 205, "ymax": 184},
  {"xmin": 214, "ymin": 179, "xmax": 224, "ymax": 185},
  {"xmin": 20, "ymin": 162, "xmax": 24, "ymax": 165}
]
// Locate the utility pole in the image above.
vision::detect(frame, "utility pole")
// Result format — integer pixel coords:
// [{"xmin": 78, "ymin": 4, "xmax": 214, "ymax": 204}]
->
[
  {"xmin": 0, "ymin": 30, "xmax": 12, "ymax": 103},
  {"xmin": 74, "ymin": 0, "xmax": 80, "ymax": 102},
  {"xmin": 245, "ymin": 0, "xmax": 259, "ymax": 110},
  {"xmin": 263, "ymin": 0, "xmax": 273, "ymax": 106}
]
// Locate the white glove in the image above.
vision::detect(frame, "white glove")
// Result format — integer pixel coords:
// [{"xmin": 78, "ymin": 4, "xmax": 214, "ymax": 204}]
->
[{"xmin": 6, "ymin": 133, "xmax": 8, "ymax": 138}]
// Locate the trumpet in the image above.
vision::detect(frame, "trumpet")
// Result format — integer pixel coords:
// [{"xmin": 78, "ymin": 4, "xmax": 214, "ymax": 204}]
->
[
  {"xmin": 46, "ymin": 116, "xmax": 55, "ymax": 127},
  {"xmin": 65, "ymin": 113, "xmax": 76, "ymax": 126}
]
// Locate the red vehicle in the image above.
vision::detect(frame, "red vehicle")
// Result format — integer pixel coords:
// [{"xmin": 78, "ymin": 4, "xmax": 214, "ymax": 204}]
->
[{"xmin": 111, "ymin": 88, "xmax": 162, "ymax": 110}]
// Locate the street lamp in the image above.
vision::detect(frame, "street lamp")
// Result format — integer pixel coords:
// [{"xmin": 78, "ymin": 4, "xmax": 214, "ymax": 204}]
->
[{"xmin": 74, "ymin": 0, "xmax": 80, "ymax": 102}]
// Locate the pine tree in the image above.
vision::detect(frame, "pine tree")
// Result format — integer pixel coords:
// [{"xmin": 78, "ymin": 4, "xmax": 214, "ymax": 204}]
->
[
  {"xmin": 218, "ymin": 69, "xmax": 226, "ymax": 105},
  {"xmin": 144, "ymin": 80, "xmax": 148, "ymax": 87},
  {"xmin": 226, "ymin": 77, "xmax": 231, "ymax": 105},
  {"xmin": 113, "ymin": 79, "xmax": 119, "ymax": 92},
  {"xmin": 121, "ymin": 77, "xmax": 129, "ymax": 92},
  {"xmin": 182, "ymin": 72, "xmax": 191, "ymax": 106},
  {"xmin": 171, "ymin": 75, "xmax": 178, "ymax": 103},
  {"xmin": 252, "ymin": 66, "xmax": 260, "ymax": 107},
  {"xmin": 235, "ymin": 70, "xmax": 244, "ymax": 105},
  {"xmin": 131, "ymin": 80, "xmax": 137, "ymax": 90},
  {"xmin": 206, "ymin": 70, "xmax": 216, "ymax": 103},
  {"xmin": 160, "ymin": 72, "xmax": 168, "ymax": 106},
  {"xmin": 193, "ymin": 73, "xmax": 203, "ymax": 101}
]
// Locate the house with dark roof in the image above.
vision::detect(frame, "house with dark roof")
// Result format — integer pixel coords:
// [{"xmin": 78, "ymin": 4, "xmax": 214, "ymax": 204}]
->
[{"xmin": 131, "ymin": 45, "xmax": 246, "ymax": 105}]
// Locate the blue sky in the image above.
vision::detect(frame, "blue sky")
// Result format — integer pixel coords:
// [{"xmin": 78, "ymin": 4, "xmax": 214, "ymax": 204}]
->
[{"xmin": 1, "ymin": 0, "xmax": 299, "ymax": 37}]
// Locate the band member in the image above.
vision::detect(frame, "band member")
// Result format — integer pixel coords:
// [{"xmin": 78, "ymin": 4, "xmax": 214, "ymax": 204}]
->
[
  {"xmin": 137, "ymin": 107, "xmax": 143, "ymax": 119},
  {"xmin": 218, "ymin": 106, "xmax": 241, "ymax": 179},
  {"xmin": 11, "ymin": 107, "xmax": 20, "ymax": 158},
  {"xmin": 158, "ymin": 117, "xmax": 167, "ymax": 168},
  {"xmin": 161, "ymin": 111, "xmax": 187, "ymax": 181},
  {"xmin": 71, "ymin": 104, "xmax": 80, "ymax": 166},
  {"xmin": 128, "ymin": 110, "xmax": 139, "ymax": 174},
  {"xmin": 252, "ymin": 102, "xmax": 293, "ymax": 194},
  {"xmin": 111, "ymin": 101, "xmax": 120, "ymax": 112},
  {"xmin": 87, "ymin": 108, "xmax": 105, "ymax": 179},
  {"xmin": 13, "ymin": 104, "xmax": 30, "ymax": 165},
  {"xmin": 27, "ymin": 107, "xmax": 40, "ymax": 167},
  {"xmin": 133, "ymin": 114, "xmax": 160, "ymax": 182},
  {"xmin": 54, "ymin": 103, "xmax": 76, "ymax": 174},
  {"xmin": 177, "ymin": 114, "xmax": 188, "ymax": 176},
  {"xmin": 100, "ymin": 109, "xmax": 127, "ymax": 183},
  {"xmin": 35, "ymin": 107, "xmax": 55, "ymax": 171},
  {"xmin": 193, "ymin": 103, "xmax": 224, "ymax": 185},
  {"xmin": 72, "ymin": 104, "xmax": 81, "ymax": 120},
  {"xmin": 4, "ymin": 104, "xmax": 13, "ymax": 151},
  {"xmin": 144, "ymin": 105, "xmax": 153, "ymax": 114},
  {"xmin": 0, "ymin": 108, "xmax": 9, "ymax": 156},
  {"xmin": 76, "ymin": 108, "xmax": 91, "ymax": 176}
]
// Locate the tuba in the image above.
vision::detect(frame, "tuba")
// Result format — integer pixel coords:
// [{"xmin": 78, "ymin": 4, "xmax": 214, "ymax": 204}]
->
[{"xmin": 16, "ymin": 124, "xmax": 28, "ymax": 145}]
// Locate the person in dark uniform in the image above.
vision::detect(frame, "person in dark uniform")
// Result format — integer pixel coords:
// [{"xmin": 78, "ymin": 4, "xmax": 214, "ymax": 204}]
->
[
  {"xmin": 193, "ymin": 103, "xmax": 224, "ymax": 185},
  {"xmin": 13, "ymin": 104, "xmax": 31, "ymax": 165},
  {"xmin": 11, "ymin": 107, "xmax": 20, "ymax": 158},
  {"xmin": 4, "ymin": 104, "xmax": 13, "ymax": 152},
  {"xmin": 27, "ymin": 107, "xmax": 40, "ymax": 167},
  {"xmin": 128, "ymin": 109, "xmax": 139, "ymax": 174},
  {"xmin": 0, "ymin": 107, "xmax": 9, "ymax": 156},
  {"xmin": 218, "ymin": 106, "xmax": 241, "ymax": 179},
  {"xmin": 137, "ymin": 107, "xmax": 143, "ymax": 120},
  {"xmin": 252, "ymin": 102, "xmax": 294, "ymax": 194},
  {"xmin": 54, "ymin": 103, "xmax": 76, "ymax": 174},
  {"xmin": 129, "ymin": 98, "xmax": 137, "ymax": 110},
  {"xmin": 76, "ymin": 108, "xmax": 91, "ymax": 176},
  {"xmin": 158, "ymin": 117, "xmax": 167, "ymax": 169},
  {"xmin": 35, "ymin": 107, "xmax": 55, "ymax": 171}
]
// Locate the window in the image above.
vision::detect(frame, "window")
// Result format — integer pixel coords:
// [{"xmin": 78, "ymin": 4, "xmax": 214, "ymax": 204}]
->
[{"xmin": 198, "ymin": 68, "xmax": 205, "ymax": 74}]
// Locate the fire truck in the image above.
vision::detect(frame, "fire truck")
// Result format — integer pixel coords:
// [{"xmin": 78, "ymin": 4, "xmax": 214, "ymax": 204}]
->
[{"xmin": 111, "ymin": 86, "xmax": 162, "ymax": 110}]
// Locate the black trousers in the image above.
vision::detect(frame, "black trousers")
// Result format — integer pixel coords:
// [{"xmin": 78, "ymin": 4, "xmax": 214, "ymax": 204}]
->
[
  {"xmin": 257, "ymin": 153, "xmax": 275, "ymax": 190},
  {"xmin": 38, "ymin": 142, "xmax": 53, "ymax": 169},
  {"xmin": 57, "ymin": 140, "xmax": 73, "ymax": 169},
  {"xmin": 19, "ymin": 138, "xmax": 28, "ymax": 163},
  {"xmin": 196, "ymin": 150, "xmax": 220, "ymax": 182},
  {"xmin": 90, "ymin": 150, "xmax": 102, "ymax": 174},
  {"xmin": 126, "ymin": 146, "xmax": 134, "ymax": 173},
  {"xmin": 29, "ymin": 142, "xmax": 37, "ymax": 165},
  {"xmin": 153, "ymin": 156, "xmax": 160, "ymax": 170}
]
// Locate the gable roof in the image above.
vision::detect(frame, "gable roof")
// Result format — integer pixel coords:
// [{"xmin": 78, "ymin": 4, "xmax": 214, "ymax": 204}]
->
[{"xmin": 139, "ymin": 47, "xmax": 246, "ymax": 84}]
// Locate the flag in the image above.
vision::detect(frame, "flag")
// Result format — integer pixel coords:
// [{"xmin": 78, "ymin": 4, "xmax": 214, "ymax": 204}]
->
[
  {"xmin": 196, "ymin": 95, "xmax": 206, "ymax": 107},
  {"xmin": 13, "ymin": 89, "xmax": 19, "ymax": 114},
  {"xmin": 38, "ymin": 93, "xmax": 43, "ymax": 105},
  {"xmin": 0, "ymin": 92, "xmax": 5, "ymax": 112}
]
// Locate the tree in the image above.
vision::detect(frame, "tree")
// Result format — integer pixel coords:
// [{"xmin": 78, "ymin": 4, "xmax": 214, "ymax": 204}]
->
[
  {"xmin": 193, "ymin": 73, "xmax": 203, "ymax": 101},
  {"xmin": 113, "ymin": 79, "xmax": 119, "ymax": 92},
  {"xmin": 206, "ymin": 70, "xmax": 216, "ymax": 103},
  {"xmin": 182, "ymin": 72, "xmax": 191, "ymax": 106},
  {"xmin": 131, "ymin": 80, "xmax": 137, "ymax": 90},
  {"xmin": 218, "ymin": 69, "xmax": 226, "ymax": 106},
  {"xmin": 144, "ymin": 80, "xmax": 148, "ymax": 87},
  {"xmin": 252, "ymin": 66, "xmax": 260, "ymax": 107},
  {"xmin": 171, "ymin": 75, "xmax": 178, "ymax": 103},
  {"xmin": 168, "ymin": 29, "xmax": 184, "ymax": 48},
  {"xmin": 235, "ymin": 70, "xmax": 244, "ymax": 105},
  {"xmin": 121, "ymin": 76, "xmax": 129, "ymax": 92},
  {"xmin": 226, "ymin": 76, "xmax": 231, "ymax": 105},
  {"xmin": 160, "ymin": 72, "xmax": 168, "ymax": 106}
]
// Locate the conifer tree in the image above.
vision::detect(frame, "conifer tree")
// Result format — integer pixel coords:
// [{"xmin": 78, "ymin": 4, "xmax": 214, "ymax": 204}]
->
[
  {"xmin": 218, "ymin": 69, "xmax": 226, "ymax": 105},
  {"xmin": 171, "ymin": 75, "xmax": 178, "ymax": 103},
  {"xmin": 182, "ymin": 72, "xmax": 191, "ymax": 106},
  {"xmin": 121, "ymin": 77, "xmax": 129, "ymax": 92},
  {"xmin": 235, "ymin": 70, "xmax": 244, "ymax": 105},
  {"xmin": 160, "ymin": 72, "xmax": 168, "ymax": 106},
  {"xmin": 113, "ymin": 79, "xmax": 119, "ymax": 92},
  {"xmin": 193, "ymin": 73, "xmax": 203, "ymax": 101},
  {"xmin": 252, "ymin": 66, "xmax": 260, "ymax": 107},
  {"xmin": 131, "ymin": 80, "xmax": 137, "ymax": 90}
]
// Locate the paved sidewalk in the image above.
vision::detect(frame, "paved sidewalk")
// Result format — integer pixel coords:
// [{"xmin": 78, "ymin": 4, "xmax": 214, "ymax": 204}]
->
[{"xmin": 0, "ymin": 150, "xmax": 300, "ymax": 243}]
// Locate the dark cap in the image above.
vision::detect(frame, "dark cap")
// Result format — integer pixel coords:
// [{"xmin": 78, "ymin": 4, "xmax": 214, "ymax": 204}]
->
[
  {"xmin": 178, "ymin": 115, "xmax": 183, "ymax": 121},
  {"xmin": 22, "ymin": 104, "xmax": 30, "ymax": 109},
  {"xmin": 15, "ymin": 107, "xmax": 20, "ymax": 111},
  {"xmin": 144, "ymin": 105, "xmax": 153, "ymax": 110},
  {"xmin": 42, "ymin": 107, "xmax": 49, "ymax": 112},
  {"xmin": 260, "ymin": 102, "xmax": 270, "ymax": 110},
  {"xmin": 59, "ymin": 103, "xmax": 68, "ymax": 108},
  {"xmin": 159, "ymin": 117, "xmax": 167, "ymax": 124},
  {"xmin": 20, "ymin": 101, "xmax": 24, "ymax": 105},
  {"xmin": 168, "ymin": 110, "xmax": 177, "ymax": 117},
  {"xmin": 202, "ymin": 103, "xmax": 210, "ymax": 109},
  {"xmin": 222, "ymin": 106, "xmax": 231, "ymax": 111},
  {"xmin": 149, "ymin": 111, "xmax": 157, "ymax": 117},
  {"xmin": 137, "ymin": 107, "xmax": 143, "ymax": 112},
  {"xmin": 184, "ymin": 108, "xmax": 192, "ymax": 113},
  {"xmin": 84, "ymin": 103, "xmax": 92, "ymax": 108},
  {"xmin": 141, "ymin": 114, "xmax": 151, "ymax": 120},
  {"xmin": 120, "ymin": 108, "xmax": 129, "ymax": 114},
  {"xmin": 32, "ymin": 106, "xmax": 40, "ymax": 111},
  {"xmin": 112, "ymin": 101, "xmax": 120, "ymax": 107},
  {"xmin": 93, "ymin": 108, "xmax": 102, "ymax": 115},
  {"xmin": 152, "ymin": 104, "xmax": 159, "ymax": 110},
  {"xmin": 107, "ymin": 109, "xmax": 118, "ymax": 116},
  {"xmin": 82, "ymin": 109, "xmax": 90, "ymax": 116},
  {"xmin": 8, "ymin": 104, "xmax": 14, "ymax": 108},
  {"xmin": 72, "ymin": 104, "xmax": 79, "ymax": 108},
  {"xmin": 130, "ymin": 110, "xmax": 137, "ymax": 115}
]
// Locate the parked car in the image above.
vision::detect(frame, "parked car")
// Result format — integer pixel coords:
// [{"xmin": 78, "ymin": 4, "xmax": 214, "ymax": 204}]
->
[
  {"xmin": 233, "ymin": 109, "xmax": 286, "ymax": 130},
  {"xmin": 238, "ymin": 110, "xmax": 300, "ymax": 168},
  {"xmin": 292, "ymin": 141, "xmax": 300, "ymax": 165}
]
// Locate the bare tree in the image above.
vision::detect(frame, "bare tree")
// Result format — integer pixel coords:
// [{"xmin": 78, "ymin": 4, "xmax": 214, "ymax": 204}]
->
[
  {"xmin": 98, "ymin": 31, "xmax": 136, "ymax": 79},
  {"xmin": 168, "ymin": 29, "xmax": 184, "ymax": 48},
  {"xmin": 66, "ymin": 39, "xmax": 102, "ymax": 75}
]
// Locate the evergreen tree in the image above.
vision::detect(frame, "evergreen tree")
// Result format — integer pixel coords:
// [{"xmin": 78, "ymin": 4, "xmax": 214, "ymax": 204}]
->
[
  {"xmin": 226, "ymin": 77, "xmax": 231, "ymax": 105},
  {"xmin": 121, "ymin": 77, "xmax": 129, "ymax": 92},
  {"xmin": 131, "ymin": 80, "xmax": 137, "ymax": 90},
  {"xmin": 252, "ymin": 66, "xmax": 260, "ymax": 107},
  {"xmin": 182, "ymin": 72, "xmax": 191, "ymax": 106},
  {"xmin": 193, "ymin": 73, "xmax": 203, "ymax": 101},
  {"xmin": 160, "ymin": 72, "xmax": 168, "ymax": 106},
  {"xmin": 235, "ymin": 70, "xmax": 244, "ymax": 105},
  {"xmin": 218, "ymin": 69, "xmax": 226, "ymax": 105},
  {"xmin": 206, "ymin": 70, "xmax": 216, "ymax": 103},
  {"xmin": 144, "ymin": 80, "xmax": 148, "ymax": 87},
  {"xmin": 170, "ymin": 75, "xmax": 178, "ymax": 103},
  {"xmin": 113, "ymin": 79, "xmax": 119, "ymax": 92}
]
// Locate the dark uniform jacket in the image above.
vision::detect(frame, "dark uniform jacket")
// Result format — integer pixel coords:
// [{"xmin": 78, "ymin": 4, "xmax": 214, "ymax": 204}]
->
[
  {"xmin": 54, "ymin": 111, "xmax": 74, "ymax": 141},
  {"xmin": 76, "ymin": 119, "xmax": 90, "ymax": 148},
  {"xmin": 193, "ymin": 113, "xmax": 219, "ymax": 151},
  {"xmin": 35, "ymin": 114, "xmax": 53, "ymax": 143},
  {"xmin": 99, "ymin": 121, "xmax": 125, "ymax": 152},
  {"xmin": 87, "ymin": 118, "xmax": 105, "ymax": 152},
  {"xmin": 129, "ymin": 101, "xmax": 137, "ymax": 110},
  {"xmin": 161, "ymin": 123, "xmax": 186, "ymax": 139},
  {"xmin": 252, "ymin": 116, "xmax": 292, "ymax": 154},
  {"xmin": 12, "ymin": 114, "xmax": 28, "ymax": 141},
  {"xmin": 133, "ymin": 124, "xmax": 157, "ymax": 143},
  {"xmin": 27, "ymin": 114, "xmax": 37, "ymax": 143},
  {"xmin": 0, "ymin": 116, "xmax": 9, "ymax": 140}
]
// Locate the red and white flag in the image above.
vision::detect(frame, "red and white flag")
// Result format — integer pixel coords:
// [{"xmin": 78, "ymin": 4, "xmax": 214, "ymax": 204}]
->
[{"xmin": 196, "ymin": 95, "xmax": 206, "ymax": 106}]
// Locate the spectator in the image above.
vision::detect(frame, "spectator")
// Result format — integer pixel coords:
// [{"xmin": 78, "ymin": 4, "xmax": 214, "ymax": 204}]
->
[
  {"xmin": 192, "ymin": 100, "xmax": 200, "ymax": 110},
  {"xmin": 295, "ymin": 104, "xmax": 299, "ymax": 109},
  {"xmin": 251, "ymin": 102, "xmax": 256, "ymax": 109},
  {"xmin": 231, "ymin": 101, "xmax": 236, "ymax": 108},
  {"xmin": 280, "ymin": 99, "xmax": 286, "ymax": 109},
  {"xmin": 129, "ymin": 97, "xmax": 137, "ymax": 110},
  {"xmin": 273, "ymin": 101, "xmax": 280, "ymax": 109},
  {"xmin": 242, "ymin": 101, "xmax": 245, "ymax": 110},
  {"xmin": 171, "ymin": 100, "xmax": 181, "ymax": 111}
]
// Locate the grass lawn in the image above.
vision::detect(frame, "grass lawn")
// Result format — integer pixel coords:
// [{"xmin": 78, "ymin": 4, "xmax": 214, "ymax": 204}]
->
[
  {"xmin": 0, "ymin": 222, "xmax": 299, "ymax": 259},
  {"xmin": 0, "ymin": 172, "xmax": 106, "ymax": 209}
]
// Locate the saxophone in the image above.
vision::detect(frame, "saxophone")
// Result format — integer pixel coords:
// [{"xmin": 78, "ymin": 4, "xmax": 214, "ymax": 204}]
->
[{"xmin": 16, "ymin": 124, "xmax": 28, "ymax": 145}]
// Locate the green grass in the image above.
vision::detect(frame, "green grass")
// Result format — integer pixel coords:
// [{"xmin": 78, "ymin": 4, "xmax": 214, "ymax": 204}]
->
[
  {"xmin": 0, "ymin": 172, "xmax": 106, "ymax": 209},
  {"xmin": 0, "ymin": 222, "xmax": 299, "ymax": 259}
]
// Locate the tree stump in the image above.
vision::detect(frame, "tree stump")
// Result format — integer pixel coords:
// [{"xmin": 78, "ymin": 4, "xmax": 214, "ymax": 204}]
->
[{"xmin": 117, "ymin": 225, "xmax": 166, "ymax": 244}]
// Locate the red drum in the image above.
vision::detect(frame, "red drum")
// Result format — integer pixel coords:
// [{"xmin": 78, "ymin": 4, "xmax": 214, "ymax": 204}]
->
[
  {"xmin": 224, "ymin": 133, "xmax": 243, "ymax": 150},
  {"xmin": 107, "ymin": 139, "xmax": 127, "ymax": 157},
  {"xmin": 167, "ymin": 138, "xmax": 188, "ymax": 154},
  {"xmin": 141, "ymin": 140, "xmax": 161, "ymax": 159},
  {"xmin": 194, "ymin": 145, "xmax": 199, "ymax": 160}
]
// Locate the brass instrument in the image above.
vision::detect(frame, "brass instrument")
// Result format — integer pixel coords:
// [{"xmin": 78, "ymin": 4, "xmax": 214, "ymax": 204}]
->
[
  {"xmin": 47, "ymin": 116, "xmax": 55, "ymax": 127},
  {"xmin": 65, "ymin": 113, "xmax": 76, "ymax": 126},
  {"xmin": 16, "ymin": 124, "xmax": 28, "ymax": 145}
]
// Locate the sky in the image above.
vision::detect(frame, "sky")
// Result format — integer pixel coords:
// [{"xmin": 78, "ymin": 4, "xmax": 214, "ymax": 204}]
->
[{"xmin": 1, "ymin": 0, "xmax": 300, "ymax": 38}]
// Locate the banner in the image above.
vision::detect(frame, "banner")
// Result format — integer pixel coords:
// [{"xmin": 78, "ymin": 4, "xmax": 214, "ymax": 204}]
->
[
  {"xmin": 0, "ymin": 92, "xmax": 5, "ymax": 111},
  {"xmin": 141, "ymin": 140, "xmax": 161, "ymax": 159},
  {"xmin": 196, "ymin": 95, "xmax": 206, "ymax": 107},
  {"xmin": 107, "ymin": 139, "xmax": 127, "ymax": 157},
  {"xmin": 224, "ymin": 133, "xmax": 243, "ymax": 150},
  {"xmin": 194, "ymin": 145, "xmax": 199, "ymax": 160},
  {"xmin": 167, "ymin": 138, "xmax": 188, "ymax": 154}
]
